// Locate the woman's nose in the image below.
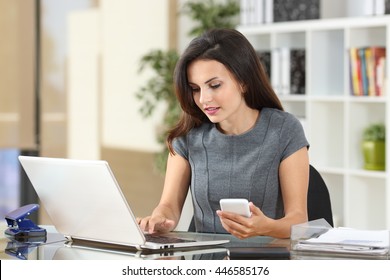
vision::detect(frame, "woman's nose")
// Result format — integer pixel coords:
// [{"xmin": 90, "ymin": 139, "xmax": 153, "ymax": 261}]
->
[{"xmin": 199, "ymin": 88, "xmax": 212, "ymax": 104}]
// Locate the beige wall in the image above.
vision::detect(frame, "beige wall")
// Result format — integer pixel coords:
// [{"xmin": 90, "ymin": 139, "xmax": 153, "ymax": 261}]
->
[
  {"xmin": 67, "ymin": 9, "xmax": 101, "ymax": 160},
  {"xmin": 66, "ymin": 2, "xmax": 173, "ymax": 156},
  {"xmin": 100, "ymin": 0, "xmax": 169, "ymax": 152},
  {"xmin": 66, "ymin": 1, "xmax": 173, "ymax": 159},
  {"xmin": 0, "ymin": 0, "xmax": 36, "ymax": 149}
]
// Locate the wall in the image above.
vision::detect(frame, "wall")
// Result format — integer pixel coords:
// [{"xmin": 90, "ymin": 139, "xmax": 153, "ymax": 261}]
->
[
  {"xmin": 100, "ymin": 0, "xmax": 169, "ymax": 152},
  {"xmin": 0, "ymin": 0, "xmax": 36, "ymax": 149},
  {"xmin": 67, "ymin": 9, "xmax": 100, "ymax": 160}
]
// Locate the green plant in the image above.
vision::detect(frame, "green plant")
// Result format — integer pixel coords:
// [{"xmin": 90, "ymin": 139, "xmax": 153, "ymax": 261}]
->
[
  {"xmin": 363, "ymin": 123, "xmax": 386, "ymax": 142},
  {"xmin": 135, "ymin": 50, "xmax": 180, "ymax": 172},
  {"xmin": 135, "ymin": 0, "xmax": 240, "ymax": 173},
  {"xmin": 136, "ymin": 49, "xmax": 180, "ymax": 123},
  {"xmin": 183, "ymin": 0, "xmax": 240, "ymax": 37}
]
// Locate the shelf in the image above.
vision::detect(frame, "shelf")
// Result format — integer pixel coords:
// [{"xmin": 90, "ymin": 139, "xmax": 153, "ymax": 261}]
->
[
  {"xmin": 348, "ymin": 96, "xmax": 387, "ymax": 103},
  {"xmin": 238, "ymin": 15, "xmax": 390, "ymax": 34},
  {"xmin": 308, "ymin": 96, "xmax": 346, "ymax": 102},
  {"xmin": 347, "ymin": 168, "xmax": 387, "ymax": 179},
  {"xmin": 278, "ymin": 95, "xmax": 306, "ymax": 102},
  {"xmin": 240, "ymin": 14, "xmax": 390, "ymax": 230},
  {"xmin": 288, "ymin": 95, "xmax": 385, "ymax": 105},
  {"xmin": 314, "ymin": 166, "xmax": 346, "ymax": 175}
]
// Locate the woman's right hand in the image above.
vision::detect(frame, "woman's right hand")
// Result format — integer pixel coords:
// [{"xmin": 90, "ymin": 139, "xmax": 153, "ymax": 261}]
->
[{"xmin": 136, "ymin": 215, "xmax": 176, "ymax": 234}]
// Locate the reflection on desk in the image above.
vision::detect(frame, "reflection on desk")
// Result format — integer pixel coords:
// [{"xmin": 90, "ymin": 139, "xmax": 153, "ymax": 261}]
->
[
  {"xmin": 54, "ymin": 244, "xmax": 228, "ymax": 260},
  {"xmin": 1, "ymin": 225, "xmax": 66, "ymax": 260},
  {"xmin": 1, "ymin": 224, "xmax": 388, "ymax": 260},
  {"xmin": 1, "ymin": 224, "xmax": 289, "ymax": 260}
]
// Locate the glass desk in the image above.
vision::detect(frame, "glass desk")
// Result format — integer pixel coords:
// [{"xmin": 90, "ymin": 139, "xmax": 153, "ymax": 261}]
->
[{"xmin": 1, "ymin": 224, "xmax": 388, "ymax": 260}]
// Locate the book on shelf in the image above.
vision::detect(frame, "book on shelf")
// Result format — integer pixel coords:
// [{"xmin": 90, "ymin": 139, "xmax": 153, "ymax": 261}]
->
[
  {"xmin": 256, "ymin": 50, "xmax": 271, "ymax": 81},
  {"xmin": 280, "ymin": 48, "xmax": 290, "ymax": 95},
  {"xmin": 290, "ymin": 49, "xmax": 306, "ymax": 95},
  {"xmin": 364, "ymin": 47, "xmax": 376, "ymax": 96},
  {"xmin": 348, "ymin": 46, "xmax": 386, "ymax": 96},
  {"xmin": 374, "ymin": 0, "xmax": 390, "ymax": 15},
  {"xmin": 346, "ymin": 0, "xmax": 376, "ymax": 17},
  {"xmin": 273, "ymin": 0, "xmax": 320, "ymax": 22},
  {"xmin": 239, "ymin": 0, "xmax": 319, "ymax": 25},
  {"xmin": 372, "ymin": 47, "xmax": 387, "ymax": 96},
  {"xmin": 349, "ymin": 47, "xmax": 362, "ymax": 96},
  {"xmin": 240, "ymin": 0, "xmax": 264, "ymax": 25},
  {"xmin": 376, "ymin": 53, "xmax": 387, "ymax": 96},
  {"xmin": 264, "ymin": 0, "xmax": 273, "ymax": 23},
  {"xmin": 271, "ymin": 48, "xmax": 306, "ymax": 96},
  {"xmin": 358, "ymin": 48, "xmax": 369, "ymax": 96}
]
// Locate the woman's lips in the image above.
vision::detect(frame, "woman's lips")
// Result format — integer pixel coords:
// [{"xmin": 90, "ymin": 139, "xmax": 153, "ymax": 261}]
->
[{"xmin": 204, "ymin": 107, "xmax": 220, "ymax": 115}]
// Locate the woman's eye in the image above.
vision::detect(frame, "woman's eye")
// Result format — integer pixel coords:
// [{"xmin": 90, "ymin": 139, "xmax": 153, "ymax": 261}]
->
[
  {"xmin": 191, "ymin": 87, "xmax": 200, "ymax": 93},
  {"xmin": 210, "ymin": 83, "xmax": 221, "ymax": 89}
]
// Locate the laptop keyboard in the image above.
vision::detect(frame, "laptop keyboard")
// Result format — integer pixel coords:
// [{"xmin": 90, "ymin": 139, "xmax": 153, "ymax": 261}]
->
[{"xmin": 145, "ymin": 234, "xmax": 196, "ymax": 244}]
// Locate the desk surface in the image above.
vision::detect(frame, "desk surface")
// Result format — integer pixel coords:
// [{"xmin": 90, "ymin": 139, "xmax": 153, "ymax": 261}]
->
[{"xmin": 0, "ymin": 224, "xmax": 388, "ymax": 260}]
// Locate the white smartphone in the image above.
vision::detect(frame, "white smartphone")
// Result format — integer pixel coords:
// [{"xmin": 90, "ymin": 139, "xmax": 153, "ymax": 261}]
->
[{"xmin": 219, "ymin": 198, "xmax": 251, "ymax": 218}]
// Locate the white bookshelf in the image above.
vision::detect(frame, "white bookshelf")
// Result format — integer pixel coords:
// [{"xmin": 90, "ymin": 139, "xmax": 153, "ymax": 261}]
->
[{"xmin": 238, "ymin": 15, "xmax": 390, "ymax": 230}]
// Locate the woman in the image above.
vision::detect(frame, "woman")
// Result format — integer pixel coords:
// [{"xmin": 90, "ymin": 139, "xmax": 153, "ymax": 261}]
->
[{"xmin": 138, "ymin": 28, "xmax": 309, "ymax": 239}]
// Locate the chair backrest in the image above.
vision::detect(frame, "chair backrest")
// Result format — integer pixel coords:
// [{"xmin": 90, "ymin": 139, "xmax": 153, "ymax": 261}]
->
[
  {"xmin": 307, "ymin": 165, "xmax": 334, "ymax": 227},
  {"xmin": 188, "ymin": 164, "xmax": 334, "ymax": 232}
]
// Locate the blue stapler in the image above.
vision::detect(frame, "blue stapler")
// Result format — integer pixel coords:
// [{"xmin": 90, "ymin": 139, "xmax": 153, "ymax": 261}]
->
[{"xmin": 4, "ymin": 204, "xmax": 47, "ymax": 240}]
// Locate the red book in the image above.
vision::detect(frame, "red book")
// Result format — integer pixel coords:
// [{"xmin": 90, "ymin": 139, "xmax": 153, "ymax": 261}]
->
[
  {"xmin": 349, "ymin": 47, "xmax": 362, "ymax": 96},
  {"xmin": 371, "ymin": 47, "xmax": 386, "ymax": 96}
]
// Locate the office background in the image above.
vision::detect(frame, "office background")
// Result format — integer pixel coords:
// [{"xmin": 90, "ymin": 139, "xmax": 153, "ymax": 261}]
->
[
  {"xmin": 0, "ymin": 0, "xmax": 389, "ymax": 231},
  {"xmin": 0, "ymin": 0, "xmax": 197, "ymax": 230}
]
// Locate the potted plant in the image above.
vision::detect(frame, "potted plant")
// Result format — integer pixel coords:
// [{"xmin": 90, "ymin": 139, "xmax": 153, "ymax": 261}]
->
[{"xmin": 362, "ymin": 123, "xmax": 386, "ymax": 171}]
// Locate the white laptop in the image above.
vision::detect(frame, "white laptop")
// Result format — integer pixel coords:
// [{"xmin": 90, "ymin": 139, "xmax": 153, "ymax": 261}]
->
[{"xmin": 18, "ymin": 156, "xmax": 229, "ymax": 251}]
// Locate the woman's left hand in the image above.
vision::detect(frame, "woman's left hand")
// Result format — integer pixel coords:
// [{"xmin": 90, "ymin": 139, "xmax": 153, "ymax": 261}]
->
[{"xmin": 216, "ymin": 202, "xmax": 268, "ymax": 239}]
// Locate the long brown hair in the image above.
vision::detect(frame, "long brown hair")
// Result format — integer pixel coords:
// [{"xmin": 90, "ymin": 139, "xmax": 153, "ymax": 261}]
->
[{"xmin": 167, "ymin": 28, "xmax": 283, "ymax": 153}]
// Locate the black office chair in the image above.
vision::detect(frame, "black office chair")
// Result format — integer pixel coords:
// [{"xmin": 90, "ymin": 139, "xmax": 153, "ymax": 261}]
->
[
  {"xmin": 307, "ymin": 165, "xmax": 333, "ymax": 226},
  {"xmin": 188, "ymin": 164, "xmax": 333, "ymax": 232}
]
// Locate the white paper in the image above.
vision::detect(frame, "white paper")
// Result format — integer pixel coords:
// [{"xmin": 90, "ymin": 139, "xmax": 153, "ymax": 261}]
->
[{"xmin": 296, "ymin": 228, "xmax": 389, "ymax": 255}]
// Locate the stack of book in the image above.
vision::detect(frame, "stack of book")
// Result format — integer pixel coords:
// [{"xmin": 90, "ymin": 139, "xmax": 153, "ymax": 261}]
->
[
  {"xmin": 239, "ymin": 0, "xmax": 320, "ymax": 25},
  {"xmin": 349, "ymin": 47, "xmax": 386, "ymax": 96}
]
